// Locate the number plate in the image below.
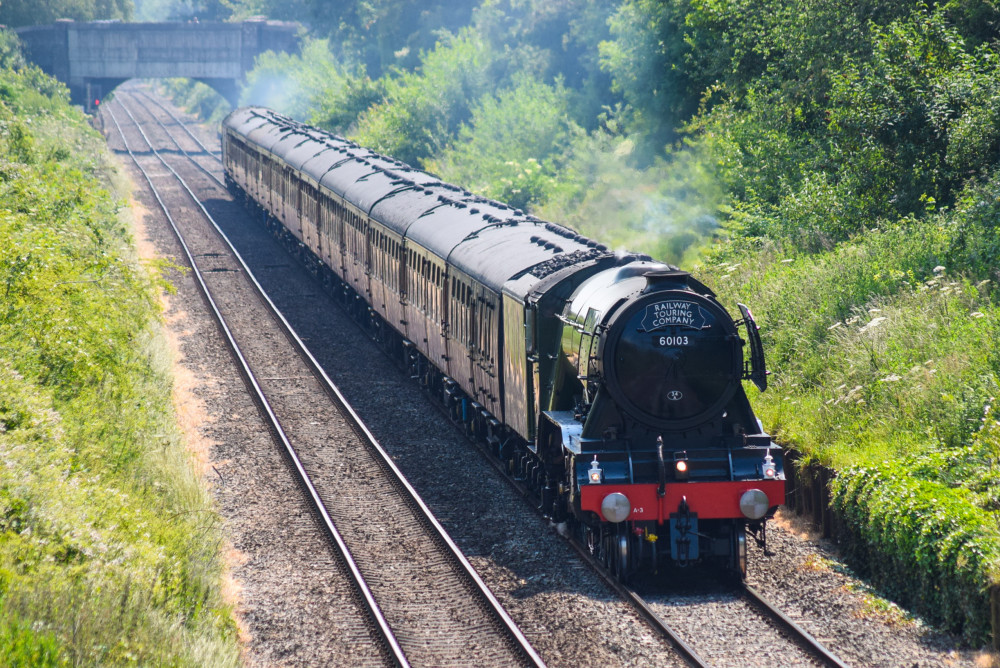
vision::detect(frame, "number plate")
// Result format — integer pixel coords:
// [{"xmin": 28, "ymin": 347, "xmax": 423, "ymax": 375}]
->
[{"xmin": 653, "ymin": 335, "xmax": 690, "ymax": 347}]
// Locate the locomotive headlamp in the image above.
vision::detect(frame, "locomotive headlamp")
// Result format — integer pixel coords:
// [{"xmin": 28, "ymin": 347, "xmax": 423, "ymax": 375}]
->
[
  {"xmin": 600, "ymin": 492, "xmax": 631, "ymax": 523},
  {"xmin": 588, "ymin": 456, "xmax": 603, "ymax": 484},
  {"xmin": 739, "ymin": 489, "xmax": 770, "ymax": 520},
  {"xmin": 762, "ymin": 449, "xmax": 777, "ymax": 479},
  {"xmin": 674, "ymin": 454, "xmax": 690, "ymax": 480}
]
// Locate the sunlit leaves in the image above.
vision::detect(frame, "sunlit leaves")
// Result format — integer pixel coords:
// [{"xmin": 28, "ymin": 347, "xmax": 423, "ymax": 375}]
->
[
  {"xmin": 0, "ymin": 51, "xmax": 238, "ymax": 665},
  {"xmin": 425, "ymin": 75, "xmax": 576, "ymax": 209},
  {"xmin": 0, "ymin": 0, "xmax": 132, "ymax": 27},
  {"xmin": 352, "ymin": 27, "xmax": 497, "ymax": 165},
  {"xmin": 832, "ymin": 461, "xmax": 1000, "ymax": 644}
]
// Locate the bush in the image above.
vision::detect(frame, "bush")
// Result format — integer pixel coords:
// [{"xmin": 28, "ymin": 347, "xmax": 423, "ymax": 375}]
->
[
  {"xmin": 528, "ymin": 106, "xmax": 734, "ymax": 265},
  {"xmin": 0, "ymin": 57, "xmax": 239, "ymax": 665},
  {"xmin": 425, "ymin": 75, "xmax": 577, "ymax": 209},
  {"xmin": 241, "ymin": 38, "xmax": 383, "ymax": 132},
  {"xmin": 160, "ymin": 78, "xmax": 231, "ymax": 126},
  {"xmin": 352, "ymin": 27, "xmax": 498, "ymax": 165},
  {"xmin": 698, "ymin": 224, "xmax": 998, "ymax": 465},
  {"xmin": 832, "ymin": 462, "xmax": 1000, "ymax": 644}
]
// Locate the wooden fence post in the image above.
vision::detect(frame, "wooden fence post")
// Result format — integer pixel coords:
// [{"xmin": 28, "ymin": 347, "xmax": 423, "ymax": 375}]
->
[{"xmin": 991, "ymin": 584, "xmax": 1000, "ymax": 652}]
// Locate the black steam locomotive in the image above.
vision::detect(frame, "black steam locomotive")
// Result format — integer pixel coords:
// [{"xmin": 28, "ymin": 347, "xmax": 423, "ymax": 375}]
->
[{"xmin": 221, "ymin": 107, "xmax": 784, "ymax": 579}]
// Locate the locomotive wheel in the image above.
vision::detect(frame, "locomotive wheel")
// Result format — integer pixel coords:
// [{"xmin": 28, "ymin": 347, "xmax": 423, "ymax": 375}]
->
[
  {"xmin": 613, "ymin": 532, "xmax": 630, "ymax": 580},
  {"xmin": 731, "ymin": 529, "xmax": 748, "ymax": 581}
]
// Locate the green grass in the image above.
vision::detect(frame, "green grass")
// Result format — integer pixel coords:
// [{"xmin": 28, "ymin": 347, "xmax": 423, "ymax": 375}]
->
[
  {"xmin": 0, "ymin": 62, "xmax": 240, "ymax": 665},
  {"xmin": 677, "ymin": 215, "xmax": 1000, "ymax": 643}
]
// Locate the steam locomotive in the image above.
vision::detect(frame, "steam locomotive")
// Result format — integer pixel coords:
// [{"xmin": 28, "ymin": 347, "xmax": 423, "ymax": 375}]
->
[{"xmin": 221, "ymin": 107, "xmax": 785, "ymax": 579}]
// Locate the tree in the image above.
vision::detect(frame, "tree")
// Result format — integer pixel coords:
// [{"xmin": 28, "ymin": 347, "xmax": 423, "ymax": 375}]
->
[
  {"xmin": 351, "ymin": 27, "xmax": 497, "ymax": 165},
  {"xmin": 425, "ymin": 75, "xmax": 579, "ymax": 209},
  {"xmin": 0, "ymin": 0, "xmax": 133, "ymax": 27}
]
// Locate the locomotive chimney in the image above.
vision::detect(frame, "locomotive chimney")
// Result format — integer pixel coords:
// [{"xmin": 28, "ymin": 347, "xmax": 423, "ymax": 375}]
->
[{"xmin": 642, "ymin": 269, "xmax": 689, "ymax": 291}]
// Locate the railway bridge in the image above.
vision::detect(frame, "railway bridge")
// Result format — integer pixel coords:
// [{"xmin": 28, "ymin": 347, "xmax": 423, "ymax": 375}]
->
[{"xmin": 16, "ymin": 20, "xmax": 299, "ymax": 111}]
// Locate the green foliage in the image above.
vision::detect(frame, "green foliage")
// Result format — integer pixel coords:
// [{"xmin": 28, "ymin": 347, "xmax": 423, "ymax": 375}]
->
[
  {"xmin": 225, "ymin": 0, "xmax": 474, "ymax": 76},
  {"xmin": 685, "ymin": 4, "xmax": 1000, "ymax": 253},
  {"xmin": 425, "ymin": 75, "xmax": 577, "ymax": 209},
  {"xmin": 0, "ymin": 31, "xmax": 26, "ymax": 71},
  {"xmin": 0, "ymin": 66, "xmax": 70, "ymax": 115},
  {"xmin": 352, "ymin": 27, "xmax": 498, "ymax": 165},
  {"xmin": 823, "ymin": 10, "xmax": 1000, "ymax": 225},
  {"xmin": 831, "ymin": 462, "xmax": 1000, "ymax": 644},
  {"xmin": 903, "ymin": 407, "xmax": 1000, "ymax": 514},
  {"xmin": 241, "ymin": 38, "xmax": 383, "ymax": 133},
  {"xmin": 134, "ymin": 0, "xmax": 231, "ymax": 20},
  {"xmin": 699, "ymin": 222, "xmax": 998, "ymax": 464},
  {"xmin": 538, "ymin": 112, "xmax": 726, "ymax": 264},
  {"xmin": 0, "ymin": 618, "xmax": 65, "ymax": 666},
  {"xmin": 0, "ymin": 0, "xmax": 133, "ymax": 26},
  {"xmin": 945, "ymin": 170, "xmax": 1000, "ymax": 279},
  {"xmin": 160, "ymin": 78, "xmax": 231, "ymax": 125},
  {"xmin": 600, "ymin": 0, "xmax": 691, "ymax": 154},
  {"xmin": 472, "ymin": 0, "xmax": 618, "ymax": 125},
  {"xmin": 0, "ymin": 51, "xmax": 238, "ymax": 665}
]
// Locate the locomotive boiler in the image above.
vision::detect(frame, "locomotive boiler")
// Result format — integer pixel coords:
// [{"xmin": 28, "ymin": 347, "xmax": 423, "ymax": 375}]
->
[{"xmin": 221, "ymin": 106, "xmax": 785, "ymax": 580}]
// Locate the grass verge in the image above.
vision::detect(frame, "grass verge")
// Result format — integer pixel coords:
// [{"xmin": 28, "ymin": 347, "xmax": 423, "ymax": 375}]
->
[{"xmin": 0, "ymin": 54, "xmax": 240, "ymax": 665}]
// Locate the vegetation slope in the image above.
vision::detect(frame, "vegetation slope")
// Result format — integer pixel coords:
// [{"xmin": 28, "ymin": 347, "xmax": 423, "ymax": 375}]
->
[{"xmin": 0, "ymin": 32, "xmax": 239, "ymax": 665}]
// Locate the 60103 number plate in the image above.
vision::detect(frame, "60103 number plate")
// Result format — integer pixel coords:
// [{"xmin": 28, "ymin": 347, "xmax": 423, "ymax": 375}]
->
[{"xmin": 653, "ymin": 335, "xmax": 691, "ymax": 347}]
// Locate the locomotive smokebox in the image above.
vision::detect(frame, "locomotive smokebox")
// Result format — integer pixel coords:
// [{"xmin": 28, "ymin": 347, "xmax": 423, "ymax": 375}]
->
[{"xmin": 597, "ymin": 273, "xmax": 741, "ymax": 432}]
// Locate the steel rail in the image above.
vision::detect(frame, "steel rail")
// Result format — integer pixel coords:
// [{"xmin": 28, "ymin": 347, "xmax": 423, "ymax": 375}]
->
[
  {"xmin": 110, "ymin": 94, "xmax": 546, "ymax": 668},
  {"xmin": 566, "ymin": 536, "xmax": 710, "ymax": 668},
  {"xmin": 443, "ymin": 412, "xmax": 710, "ymax": 667},
  {"xmin": 107, "ymin": 100, "xmax": 409, "ymax": 668},
  {"xmin": 742, "ymin": 584, "xmax": 852, "ymax": 668},
  {"xmin": 435, "ymin": 388, "xmax": 853, "ymax": 668},
  {"xmin": 116, "ymin": 89, "xmax": 227, "ymax": 189},
  {"xmin": 129, "ymin": 86, "xmax": 224, "ymax": 162}
]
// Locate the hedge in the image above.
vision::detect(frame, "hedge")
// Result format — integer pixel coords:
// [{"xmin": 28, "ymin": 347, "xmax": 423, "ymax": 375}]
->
[{"xmin": 831, "ymin": 462, "xmax": 1000, "ymax": 645}]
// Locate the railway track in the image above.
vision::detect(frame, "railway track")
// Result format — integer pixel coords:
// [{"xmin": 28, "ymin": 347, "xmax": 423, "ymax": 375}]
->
[
  {"xmin": 106, "ymin": 85, "xmax": 854, "ymax": 667},
  {"xmin": 106, "ymin": 88, "xmax": 544, "ymax": 668},
  {"xmin": 632, "ymin": 578, "xmax": 851, "ymax": 667},
  {"xmin": 451, "ymin": 405, "xmax": 852, "ymax": 668}
]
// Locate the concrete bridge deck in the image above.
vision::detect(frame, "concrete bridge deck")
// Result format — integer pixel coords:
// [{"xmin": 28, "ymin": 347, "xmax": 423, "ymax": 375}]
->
[{"xmin": 17, "ymin": 20, "xmax": 299, "ymax": 110}]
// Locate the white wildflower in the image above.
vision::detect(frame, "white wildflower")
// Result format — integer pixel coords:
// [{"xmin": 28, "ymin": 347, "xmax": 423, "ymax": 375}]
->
[{"xmin": 860, "ymin": 316, "xmax": 887, "ymax": 333}]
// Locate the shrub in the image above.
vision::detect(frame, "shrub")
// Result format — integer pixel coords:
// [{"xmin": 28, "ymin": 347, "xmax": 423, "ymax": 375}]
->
[
  {"xmin": 425, "ymin": 74, "xmax": 577, "ymax": 210},
  {"xmin": 832, "ymin": 462, "xmax": 1000, "ymax": 644},
  {"xmin": 0, "ymin": 58, "xmax": 239, "ymax": 665},
  {"xmin": 351, "ymin": 27, "xmax": 498, "ymax": 165}
]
